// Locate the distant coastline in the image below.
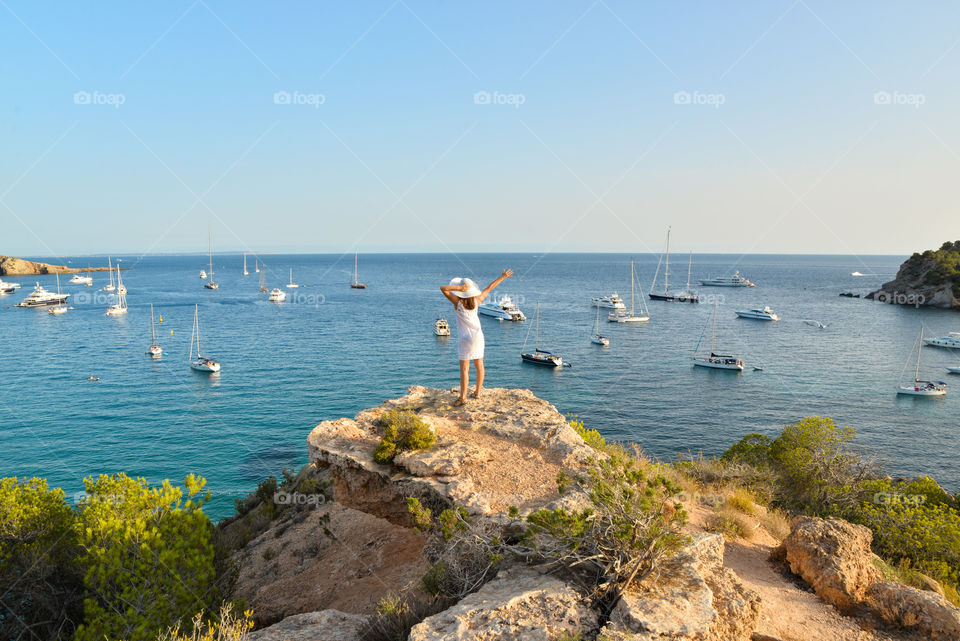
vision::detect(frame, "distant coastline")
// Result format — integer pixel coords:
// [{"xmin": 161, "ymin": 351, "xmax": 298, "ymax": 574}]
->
[{"xmin": 0, "ymin": 255, "xmax": 115, "ymax": 276}]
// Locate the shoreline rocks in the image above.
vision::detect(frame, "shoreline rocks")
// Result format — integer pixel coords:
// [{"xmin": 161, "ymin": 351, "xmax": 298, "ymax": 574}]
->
[
  {"xmin": 867, "ymin": 242, "xmax": 960, "ymax": 310},
  {"xmin": 0, "ymin": 255, "xmax": 114, "ymax": 276}
]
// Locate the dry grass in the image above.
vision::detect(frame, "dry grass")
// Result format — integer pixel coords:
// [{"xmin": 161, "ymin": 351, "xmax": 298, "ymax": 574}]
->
[
  {"xmin": 759, "ymin": 509, "xmax": 792, "ymax": 542},
  {"xmin": 726, "ymin": 488, "xmax": 757, "ymax": 515},
  {"xmin": 705, "ymin": 508, "xmax": 755, "ymax": 541}
]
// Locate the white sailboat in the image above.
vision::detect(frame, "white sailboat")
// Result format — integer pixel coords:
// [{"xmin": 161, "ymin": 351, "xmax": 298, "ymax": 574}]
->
[
  {"xmin": 258, "ymin": 268, "xmax": 267, "ymax": 293},
  {"xmin": 350, "ymin": 252, "xmax": 367, "ymax": 289},
  {"xmin": 255, "ymin": 259, "xmax": 260, "ymax": 273},
  {"xmin": 147, "ymin": 304, "xmax": 163, "ymax": 356},
  {"xmin": 286, "ymin": 268, "xmax": 299, "ymax": 289},
  {"xmin": 608, "ymin": 258, "xmax": 650, "ymax": 323},
  {"xmin": 897, "ymin": 327, "xmax": 946, "ymax": 396},
  {"xmin": 693, "ymin": 299, "xmax": 743, "ymax": 371},
  {"xmin": 105, "ymin": 265, "xmax": 127, "ymax": 316},
  {"xmin": 590, "ymin": 307, "xmax": 609, "ymax": 346},
  {"xmin": 649, "ymin": 228, "xmax": 699, "ymax": 303},
  {"xmin": 243, "ymin": 253, "xmax": 249, "ymax": 276},
  {"xmin": 47, "ymin": 274, "xmax": 68, "ymax": 315},
  {"xmin": 204, "ymin": 231, "xmax": 219, "ymax": 290},
  {"xmin": 104, "ymin": 257, "xmax": 116, "ymax": 292},
  {"xmin": 189, "ymin": 304, "xmax": 220, "ymax": 372},
  {"xmin": 521, "ymin": 301, "xmax": 569, "ymax": 367}
]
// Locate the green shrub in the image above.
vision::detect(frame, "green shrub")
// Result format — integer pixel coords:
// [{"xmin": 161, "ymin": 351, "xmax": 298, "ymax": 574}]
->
[
  {"xmin": 359, "ymin": 594, "xmax": 448, "ymax": 641},
  {"xmin": 705, "ymin": 508, "xmax": 752, "ymax": 540},
  {"xmin": 374, "ymin": 410, "xmax": 436, "ymax": 464},
  {"xmin": 726, "ymin": 488, "xmax": 757, "ymax": 515},
  {"xmin": 569, "ymin": 418, "xmax": 608, "ymax": 452},
  {"xmin": 721, "ymin": 433, "xmax": 773, "ymax": 468}
]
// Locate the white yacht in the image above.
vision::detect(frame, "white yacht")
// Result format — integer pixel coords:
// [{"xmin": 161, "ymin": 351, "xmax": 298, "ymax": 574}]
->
[
  {"xmin": 693, "ymin": 300, "xmax": 744, "ymax": 371},
  {"xmin": 591, "ymin": 293, "xmax": 625, "ymax": 310},
  {"xmin": 736, "ymin": 306, "xmax": 780, "ymax": 321},
  {"xmin": 478, "ymin": 295, "xmax": 526, "ymax": 321},
  {"xmin": 105, "ymin": 265, "xmax": 128, "ymax": 316},
  {"xmin": 69, "ymin": 271, "xmax": 93, "ymax": 286},
  {"xmin": 268, "ymin": 288, "xmax": 286, "ymax": 303},
  {"xmin": 147, "ymin": 304, "xmax": 163, "ymax": 357},
  {"xmin": 199, "ymin": 269, "xmax": 207, "ymax": 279},
  {"xmin": 897, "ymin": 327, "xmax": 946, "ymax": 397},
  {"xmin": 0, "ymin": 279, "xmax": 16, "ymax": 295},
  {"xmin": 434, "ymin": 318, "xmax": 450, "ymax": 336},
  {"xmin": 15, "ymin": 282, "xmax": 70, "ymax": 307},
  {"xmin": 700, "ymin": 271, "xmax": 755, "ymax": 287},
  {"xmin": 608, "ymin": 258, "xmax": 650, "ymax": 323},
  {"xmin": 286, "ymin": 268, "xmax": 299, "ymax": 289},
  {"xmin": 48, "ymin": 275, "xmax": 68, "ymax": 315},
  {"xmin": 947, "ymin": 367, "xmax": 960, "ymax": 375},
  {"xmin": 189, "ymin": 304, "xmax": 220, "ymax": 372},
  {"xmin": 104, "ymin": 257, "xmax": 116, "ymax": 292},
  {"xmin": 923, "ymin": 332, "xmax": 960, "ymax": 349}
]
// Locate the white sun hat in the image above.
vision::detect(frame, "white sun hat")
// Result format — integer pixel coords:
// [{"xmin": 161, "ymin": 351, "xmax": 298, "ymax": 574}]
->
[{"xmin": 448, "ymin": 277, "xmax": 482, "ymax": 298}]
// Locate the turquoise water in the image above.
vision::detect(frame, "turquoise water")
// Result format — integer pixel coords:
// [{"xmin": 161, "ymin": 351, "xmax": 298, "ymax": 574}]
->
[{"xmin": 3, "ymin": 252, "xmax": 958, "ymax": 519}]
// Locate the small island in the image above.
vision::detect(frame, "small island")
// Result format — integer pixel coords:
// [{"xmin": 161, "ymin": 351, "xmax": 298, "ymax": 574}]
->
[
  {"xmin": 869, "ymin": 241, "xmax": 960, "ymax": 309},
  {"xmin": 0, "ymin": 255, "xmax": 115, "ymax": 276}
]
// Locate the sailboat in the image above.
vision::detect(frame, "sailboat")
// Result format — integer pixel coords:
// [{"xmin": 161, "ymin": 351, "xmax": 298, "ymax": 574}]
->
[
  {"xmin": 189, "ymin": 304, "xmax": 220, "ymax": 372},
  {"xmin": 521, "ymin": 301, "xmax": 569, "ymax": 367},
  {"xmin": 608, "ymin": 258, "xmax": 650, "ymax": 323},
  {"xmin": 693, "ymin": 299, "xmax": 743, "ymax": 371},
  {"xmin": 255, "ymin": 259, "xmax": 260, "ymax": 273},
  {"xmin": 243, "ymin": 253, "xmax": 249, "ymax": 276},
  {"xmin": 258, "ymin": 268, "xmax": 267, "ymax": 293},
  {"xmin": 204, "ymin": 231, "xmax": 219, "ymax": 290},
  {"xmin": 286, "ymin": 268, "xmax": 299, "ymax": 289},
  {"xmin": 649, "ymin": 228, "xmax": 699, "ymax": 303},
  {"xmin": 590, "ymin": 307, "xmax": 609, "ymax": 346},
  {"xmin": 897, "ymin": 327, "xmax": 946, "ymax": 396},
  {"xmin": 105, "ymin": 265, "xmax": 128, "ymax": 316},
  {"xmin": 104, "ymin": 257, "xmax": 116, "ymax": 292},
  {"xmin": 147, "ymin": 304, "xmax": 163, "ymax": 356},
  {"xmin": 47, "ymin": 274, "xmax": 68, "ymax": 315},
  {"xmin": 350, "ymin": 252, "xmax": 367, "ymax": 289}
]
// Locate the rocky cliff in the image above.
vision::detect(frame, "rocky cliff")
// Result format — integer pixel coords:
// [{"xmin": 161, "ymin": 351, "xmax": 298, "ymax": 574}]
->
[
  {"xmin": 869, "ymin": 241, "xmax": 960, "ymax": 309},
  {"xmin": 0, "ymin": 255, "xmax": 113, "ymax": 275}
]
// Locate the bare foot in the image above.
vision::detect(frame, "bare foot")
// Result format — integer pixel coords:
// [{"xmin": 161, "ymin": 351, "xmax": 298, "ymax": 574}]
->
[
  {"xmin": 471, "ymin": 388, "xmax": 482, "ymax": 399},
  {"xmin": 453, "ymin": 397, "xmax": 466, "ymax": 407}
]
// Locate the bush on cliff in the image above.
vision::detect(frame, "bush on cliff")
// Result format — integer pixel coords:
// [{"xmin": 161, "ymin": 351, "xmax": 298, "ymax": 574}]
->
[{"xmin": 374, "ymin": 410, "xmax": 436, "ymax": 464}]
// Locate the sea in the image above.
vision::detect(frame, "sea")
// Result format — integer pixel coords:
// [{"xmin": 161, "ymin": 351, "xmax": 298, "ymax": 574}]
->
[{"xmin": 2, "ymin": 252, "xmax": 958, "ymax": 520}]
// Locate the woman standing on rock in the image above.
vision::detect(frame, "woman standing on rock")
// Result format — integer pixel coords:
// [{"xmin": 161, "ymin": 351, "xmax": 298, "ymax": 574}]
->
[{"xmin": 441, "ymin": 269, "xmax": 513, "ymax": 406}]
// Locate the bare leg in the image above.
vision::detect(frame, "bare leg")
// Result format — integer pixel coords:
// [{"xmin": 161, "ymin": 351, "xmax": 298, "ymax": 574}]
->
[
  {"xmin": 472, "ymin": 358, "xmax": 484, "ymax": 398},
  {"xmin": 455, "ymin": 360, "xmax": 469, "ymax": 405}
]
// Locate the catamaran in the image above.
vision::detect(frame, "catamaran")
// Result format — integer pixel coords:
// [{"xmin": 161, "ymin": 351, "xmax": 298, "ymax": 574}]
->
[
  {"xmin": 147, "ymin": 304, "xmax": 162, "ymax": 356},
  {"xmin": 434, "ymin": 318, "xmax": 450, "ymax": 336},
  {"xmin": 923, "ymin": 331, "xmax": 960, "ymax": 349},
  {"xmin": 243, "ymin": 253, "xmax": 249, "ymax": 276},
  {"xmin": 608, "ymin": 258, "xmax": 650, "ymax": 323},
  {"xmin": 590, "ymin": 307, "xmax": 609, "ymax": 346},
  {"xmin": 693, "ymin": 299, "xmax": 744, "ymax": 371},
  {"xmin": 521, "ymin": 301, "xmax": 569, "ymax": 367},
  {"xmin": 104, "ymin": 257, "xmax": 116, "ymax": 292},
  {"xmin": 286, "ymin": 268, "xmax": 299, "ymax": 289},
  {"xmin": 700, "ymin": 271, "xmax": 755, "ymax": 287},
  {"xmin": 350, "ymin": 252, "xmax": 367, "ymax": 289},
  {"xmin": 15, "ymin": 282, "xmax": 69, "ymax": 307},
  {"xmin": 897, "ymin": 327, "xmax": 946, "ymax": 396},
  {"xmin": 189, "ymin": 304, "xmax": 220, "ymax": 372},
  {"xmin": 105, "ymin": 265, "xmax": 128, "ymax": 316},
  {"xmin": 204, "ymin": 231, "xmax": 219, "ymax": 290},
  {"xmin": 649, "ymin": 228, "xmax": 699, "ymax": 303},
  {"xmin": 47, "ymin": 275, "xmax": 68, "ymax": 315},
  {"xmin": 479, "ymin": 295, "xmax": 526, "ymax": 321}
]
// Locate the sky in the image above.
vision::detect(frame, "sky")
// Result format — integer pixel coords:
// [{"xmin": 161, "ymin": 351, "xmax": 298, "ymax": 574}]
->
[{"xmin": 2, "ymin": 1, "xmax": 959, "ymax": 257}]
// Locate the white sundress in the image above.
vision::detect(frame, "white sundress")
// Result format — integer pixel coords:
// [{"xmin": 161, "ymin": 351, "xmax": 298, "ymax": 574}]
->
[{"xmin": 454, "ymin": 300, "xmax": 485, "ymax": 361}]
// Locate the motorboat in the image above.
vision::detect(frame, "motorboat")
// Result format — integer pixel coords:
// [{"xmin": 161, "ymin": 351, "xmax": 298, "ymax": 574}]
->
[
  {"xmin": 590, "ymin": 307, "xmax": 609, "ymax": 346},
  {"xmin": 69, "ymin": 271, "xmax": 93, "ymax": 286},
  {"xmin": 199, "ymin": 270, "xmax": 207, "ymax": 279},
  {"xmin": 189, "ymin": 304, "xmax": 220, "ymax": 372},
  {"xmin": 350, "ymin": 252, "xmax": 367, "ymax": 289},
  {"xmin": 897, "ymin": 327, "xmax": 946, "ymax": 397},
  {"xmin": 478, "ymin": 295, "xmax": 526, "ymax": 321},
  {"xmin": 608, "ymin": 258, "xmax": 650, "ymax": 323},
  {"xmin": 736, "ymin": 306, "xmax": 780, "ymax": 321},
  {"xmin": 47, "ymin": 275, "xmax": 68, "ymax": 315},
  {"xmin": 434, "ymin": 318, "xmax": 450, "ymax": 336},
  {"xmin": 147, "ymin": 303, "xmax": 163, "ymax": 356},
  {"xmin": 105, "ymin": 265, "xmax": 127, "ymax": 315},
  {"xmin": 286, "ymin": 268, "xmax": 299, "ymax": 289},
  {"xmin": 923, "ymin": 332, "xmax": 960, "ymax": 349},
  {"xmin": 0, "ymin": 279, "xmax": 17, "ymax": 295},
  {"xmin": 700, "ymin": 271, "xmax": 755, "ymax": 287},
  {"xmin": 268, "ymin": 288, "xmax": 286, "ymax": 302},
  {"xmin": 521, "ymin": 301, "xmax": 570, "ymax": 367},
  {"xmin": 947, "ymin": 367, "xmax": 960, "ymax": 375},
  {"xmin": 649, "ymin": 229, "xmax": 699, "ymax": 303},
  {"xmin": 693, "ymin": 299, "xmax": 744, "ymax": 371},
  {"xmin": 15, "ymin": 282, "xmax": 69, "ymax": 307},
  {"xmin": 591, "ymin": 293, "xmax": 625, "ymax": 310}
]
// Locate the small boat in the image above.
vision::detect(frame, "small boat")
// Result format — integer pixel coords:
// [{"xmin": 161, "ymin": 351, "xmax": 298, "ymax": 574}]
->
[
  {"xmin": 649, "ymin": 229, "xmax": 699, "ymax": 303},
  {"xmin": 700, "ymin": 271, "xmax": 755, "ymax": 287},
  {"xmin": 521, "ymin": 301, "xmax": 569, "ymax": 367},
  {"xmin": 255, "ymin": 260, "xmax": 260, "ymax": 273},
  {"xmin": 478, "ymin": 295, "xmax": 526, "ymax": 321},
  {"xmin": 923, "ymin": 332, "xmax": 960, "ymax": 349},
  {"xmin": 268, "ymin": 288, "xmax": 286, "ymax": 302},
  {"xmin": 608, "ymin": 258, "xmax": 650, "ymax": 323},
  {"xmin": 753, "ymin": 365, "xmax": 764, "ymax": 371},
  {"xmin": 434, "ymin": 318, "xmax": 450, "ymax": 336},
  {"xmin": 803, "ymin": 319, "xmax": 828, "ymax": 329},
  {"xmin": 350, "ymin": 252, "xmax": 367, "ymax": 289},
  {"xmin": 199, "ymin": 269, "xmax": 207, "ymax": 279},
  {"xmin": 47, "ymin": 275, "xmax": 68, "ymax": 315},
  {"xmin": 258, "ymin": 269, "xmax": 268, "ymax": 293},
  {"xmin": 897, "ymin": 327, "xmax": 946, "ymax": 396},
  {"xmin": 69, "ymin": 268, "xmax": 93, "ymax": 286},
  {"xmin": 736, "ymin": 306, "xmax": 780, "ymax": 321},
  {"xmin": 15, "ymin": 282, "xmax": 70, "ymax": 308},
  {"xmin": 591, "ymin": 292, "xmax": 625, "ymax": 310},
  {"xmin": 243, "ymin": 253, "xmax": 249, "ymax": 276},
  {"xmin": 286, "ymin": 268, "xmax": 299, "ymax": 289},
  {"xmin": 147, "ymin": 303, "xmax": 162, "ymax": 356},
  {"xmin": 105, "ymin": 265, "xmax": 128, "ymax": 316},
  {"xmin": 693, "ymin": 300, "xmax": 744, "ymax": 371},
  {"xmin": 204, "ymin": 231, "xmax": 219, "ymax": 290},
  {"xmin": 104, "ymin": 257, "xmax": 116, "ymax": 292},
  {"xmin": 0, "ymin": 279, "xmax": 16, "ymax": 295},
  {"xmin": 947, "ymin": 367, "xmax": 960, "ymax": 375},
  {"xmin": 590, "ymin": 307, "xmax": 609, "ymax": 346},
  {"xmin": 189, "ymin": 304, "xmax": 220, "ymax": 373}
]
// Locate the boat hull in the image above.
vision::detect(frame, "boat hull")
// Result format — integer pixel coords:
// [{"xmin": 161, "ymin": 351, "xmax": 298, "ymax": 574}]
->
[
  {"xmin": 693, "ymin": 358, "xmax": 744, "ymax": 371},
  {"xmin": 649, "ymin": 293, "xmax": 699, "ymax": 303},
  {"xmin": 350, "ymin": 284, "xmax": 367, "ymax": 289},
  {"xmin": 590, "ymin": 336, "xmax": 609, "ymax": 346},
  {"xmin": 191, "ymin": 360, "xmax": 220, "ymax": 373},
  {"xmin": 105, "ymin": 306, "xmax": 127, "ymax": 316},
  {"xmin": 521, "ymin": 353, "xmax": 564, "ymax": 367},
  {"xmin": 699, "ymin": 281, "xmax": 755, "ymax": 287},
  {"xmin": 736, "ymin": 312, "xmax": 779, "ymax": 321},
  {"xmin": 923, "ymin": 339, "xmax": 960, "ymax": 349},
  {"xmin": 897, "ymin": 386, "xmax": 946, "ymax": 396},
  {"xmin": 948, "ymin": 367, "xmax": 960, "ymax": 374},
  {"xmin": 479, "ymin": 307, "xmax": 525, "ymax": 321},
  {"xmin": 608, "ymin": 314, "xmax": 649, "ymax": 323}
]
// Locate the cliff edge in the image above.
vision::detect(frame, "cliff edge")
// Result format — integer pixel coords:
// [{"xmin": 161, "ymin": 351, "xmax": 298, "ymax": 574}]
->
[
  {"xmin": 0, "ymin": 255, "xmax": 113, "ymax": 275},
  {"xmin": 869, "ymin": 241, "xmax": 960, "ymax": 309}
]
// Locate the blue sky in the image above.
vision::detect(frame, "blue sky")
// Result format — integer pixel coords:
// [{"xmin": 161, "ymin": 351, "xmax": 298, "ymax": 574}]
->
[{"xmin": 2, "ymin": 1, "xmax": 959, "ymax": 257}]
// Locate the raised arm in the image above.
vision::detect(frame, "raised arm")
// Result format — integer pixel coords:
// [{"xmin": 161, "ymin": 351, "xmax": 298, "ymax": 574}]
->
[
  {"xmin": 478, "ymin": 269, "xmax": 513, "ymax": 303},
  {"xmin": 441, "ymin": 281, "xmax": 469, "ymax": 305}
]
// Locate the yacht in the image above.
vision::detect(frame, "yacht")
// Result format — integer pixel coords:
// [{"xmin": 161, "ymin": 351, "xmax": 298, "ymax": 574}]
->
[
  {"xmin": 104, "ymin": 257, "xmax": 116, "ymax": 292},
  {"xmin": 15, "ymin": 282, "xmax": 69, "ymax": 307},
  {"xmin": 189, "ymin": 304, "xmax": 220, "ymax": 372},
  {"xmin": 591, "ymin": 293, "xmax": 625, "ymax": 310},
  {"xmin": 693, "ymin": 300, "xmax": 744, "ymax": 371},
  {"xmin": 350, "ymin": 252, "xmax": 367, "ymax": 289},
  {"xmin": 286, "ymin": 268, "xmax": 299, "ymax": 289},
  {"xmin": 434, "ymin": 318, "xmax": 450, "ymax": 336},
  {"xmin": 69, "ymin": 270, "xmax": 93, "ymax": 286},
  {"xmin": 268, "ymin": 288, "xmax": 286, "ymax": 303},
  {"xmin": 47, "ymin": 275, "xmax": 68, "ymax": 315},
  {"xmin": 521, "ymin": 302, "xmax": 568, "ymax": 367},
  {"xmin": 649, "ymin": 228, "xmax": 699, "ymax": 303},
  {"xmin": 0, "ymin": 279, "xmax": 16, "ymax": 295},
  {"xmin": 105, "ymin": 265, "xmax": 128, "ymax": 316},
  {"xmin": 478, "ymin": 295, "xmax": 526, "ymax": 321},
  {"xmin": 199, "ymin": 269, "xmax": 207, "ymax": 279},
  {"xmin": 147, "ymin": 304, "xmax": 163, "ymax": 357},
  {"xmin": 608, "ymin": 258, "xmax": 650, "ymax": 323},
  {"xmin": 736, "ymin": 306, "xmax": 780, "ymax": 321},
  {"xmin": 700, "ymin": 271, "xmax": 755, "ymax": 287},
  {"xmin": 897, "ymin": 327, "xmax": 946, "ymax": 397},
  {"xmin": 947, "ymin": 367, "xmax": 960, "ymax": 375},
  {"xmin": 923, "ymin": 332, "xmax": 960, "ymax": 349}
]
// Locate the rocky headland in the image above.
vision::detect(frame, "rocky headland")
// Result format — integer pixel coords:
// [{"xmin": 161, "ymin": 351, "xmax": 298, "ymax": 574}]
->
[
  {"xmin": 0, "ymin": 255, "xmax": 114, "ymax": 276},
  {"xmin": 867, "ymin": 241, "xmax": 960, "ymax": 309},
  {"xmin": 221, "ymin": 386, "xmax": 960, "ymax": 640}
]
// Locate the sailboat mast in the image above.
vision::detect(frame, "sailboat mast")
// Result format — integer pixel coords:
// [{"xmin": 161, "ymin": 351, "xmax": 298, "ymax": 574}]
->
[
  {"xmin": 354, "ymin": 252, "xmax": 358, "ymax": 283},
  {"xmin": 208, "ymin": 232, "xmax": 213, "ymax": 280},
  {"xmin": 711, "ymin": 299, "xmax": 718, "ymax": 354},
  {"xmin": 664, "ymin": 227, "xmax": 671, "ymax": 294},
  {"xmin": 630, "ymin": 257, "xmax": 636, "ymax": 314},
  {"xmin": 150, "ymin": 304, "xmax": 156, "ymax": 342},
  {"xmin": 536, "ymin": 301, "xmax": 541, "ymax": 349},
  {"xmin": 195, "ymin": 305, "xmax": 201, "ymax": 358},
  {"xmin": 686, "ymin": 251, "xmax": 692, "ymax": 292},
  {"xmin": 916, "ymin": 327, "xmax": 924, "ymax": 381}
]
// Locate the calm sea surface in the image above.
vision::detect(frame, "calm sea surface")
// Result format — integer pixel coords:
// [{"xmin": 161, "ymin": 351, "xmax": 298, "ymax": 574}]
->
[{"xmin": 3, "ymin": 252, "xmax": 958, "ymax": 519}]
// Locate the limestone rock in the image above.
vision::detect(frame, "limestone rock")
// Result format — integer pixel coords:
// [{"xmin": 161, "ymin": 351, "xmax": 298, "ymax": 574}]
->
[
  {"xmin": 248, "ymin": 610, "xmax": 369, "ymax": 641},
  {"xmin": 867, "ymin": 581, "xmax": 960, "ymax": 641},
  {"xmin": 781, "ymin": 517, "xmax": 880, "ymax": 613},
  {"xmin": 407, "ymin": 566, "xmax": 598, "ymax": 641},
  {"xmin": 394, "ymin": 442, "xmax": 487, "ymax": 477},
  {"xmin": 0, "ymin": 255, "xmax": 111, "ymax": 275}
]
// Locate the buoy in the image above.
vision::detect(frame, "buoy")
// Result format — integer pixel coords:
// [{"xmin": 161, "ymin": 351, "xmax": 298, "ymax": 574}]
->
[{"xmin": 170, "ymin": 330, "xmax": 173, "ymax": 335}]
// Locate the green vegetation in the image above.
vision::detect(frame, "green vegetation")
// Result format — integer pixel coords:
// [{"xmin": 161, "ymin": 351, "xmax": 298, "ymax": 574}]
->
[
  {"xmin": 569, "ymin": 417, "xmax": 609, "ymax": 452},
  {"xmin": 158, "ymin": 605, "xmax": 254, "ymax": 641},
  {"xmin": 373, "ymin": 410, "xmax": 437, "ymax": 464},
  {"xmin": 909, "ymin": 240, "xmax": 960, "ymax": 298}
]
